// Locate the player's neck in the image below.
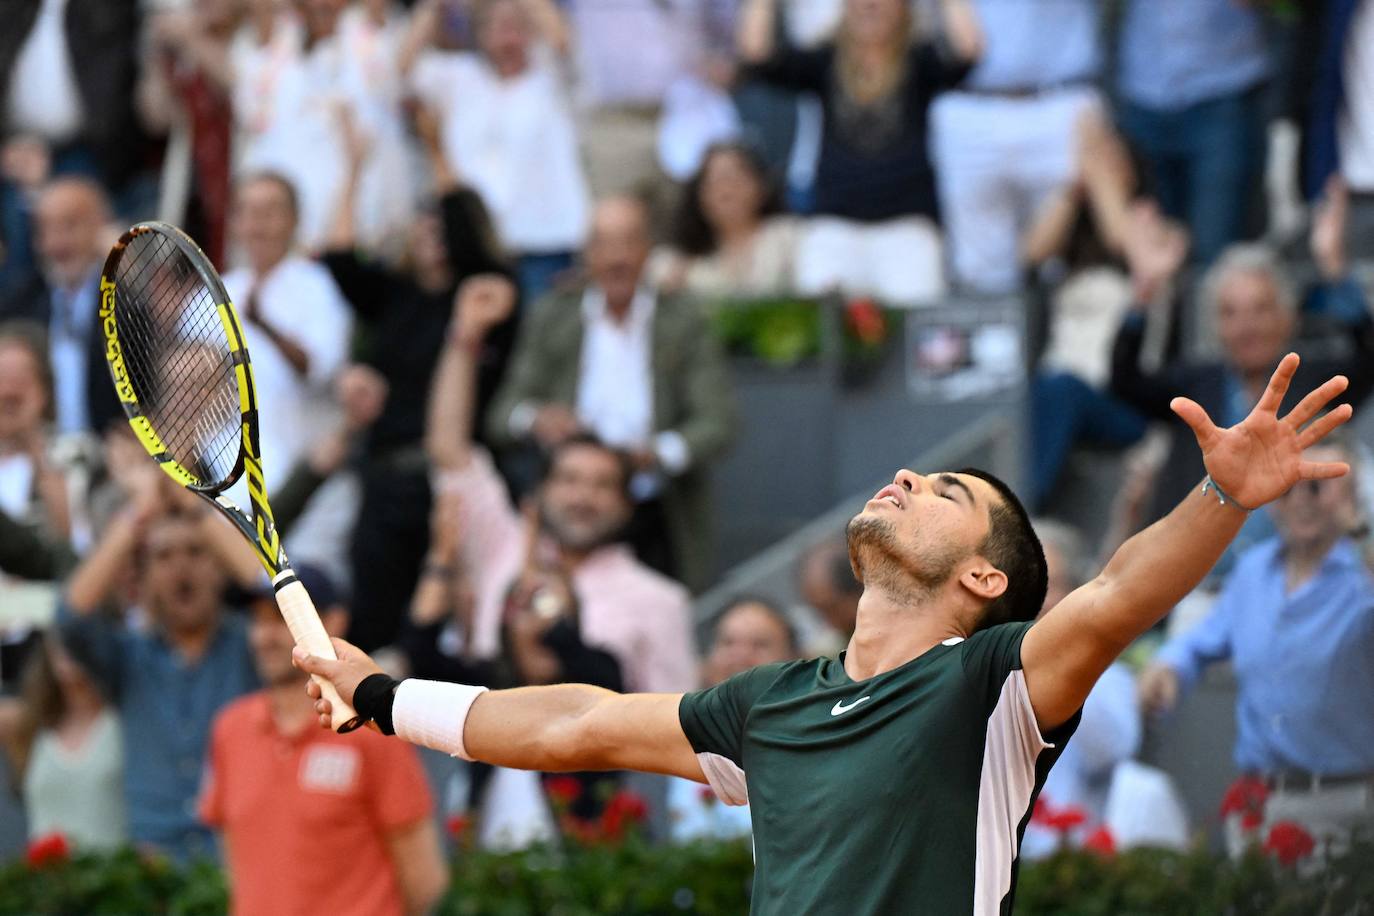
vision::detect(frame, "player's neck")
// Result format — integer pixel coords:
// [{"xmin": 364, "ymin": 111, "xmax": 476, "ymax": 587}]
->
[{"xmin": 843, "ymin": 587, "xmax": 967, "ymax": 681}]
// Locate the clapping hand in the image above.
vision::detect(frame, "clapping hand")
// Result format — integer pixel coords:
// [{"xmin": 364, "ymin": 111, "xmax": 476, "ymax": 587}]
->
[{"xmin": 1171, "ymin": 354, "xmax": 1352, "ymax": 510}]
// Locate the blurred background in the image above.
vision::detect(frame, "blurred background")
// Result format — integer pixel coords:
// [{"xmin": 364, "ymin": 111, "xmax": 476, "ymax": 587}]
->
[{"xmin": 1, "ymin": 0, "xmax": 1373, "ymax": 910}]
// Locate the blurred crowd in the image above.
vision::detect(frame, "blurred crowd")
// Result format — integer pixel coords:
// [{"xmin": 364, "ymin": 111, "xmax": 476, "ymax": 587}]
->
[{"xmin": 1, "ymin": 0, "xmax": 1374, "ymax": 906}]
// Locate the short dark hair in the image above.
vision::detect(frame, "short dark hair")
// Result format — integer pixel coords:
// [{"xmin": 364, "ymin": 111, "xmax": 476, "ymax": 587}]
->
[
  {"xmin": 957, "ymin": 468, "xmax": 1047, "ymax": 630},
  {"xmin": 547, "ymin": 432, "xmax": 635, "ymax": 499}
]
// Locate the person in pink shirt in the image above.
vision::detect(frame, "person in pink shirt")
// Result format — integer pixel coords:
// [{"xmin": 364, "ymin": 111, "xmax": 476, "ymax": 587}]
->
[{"xmin": 424, "ymin": 275, "xmax": 698, "ymax": 695}]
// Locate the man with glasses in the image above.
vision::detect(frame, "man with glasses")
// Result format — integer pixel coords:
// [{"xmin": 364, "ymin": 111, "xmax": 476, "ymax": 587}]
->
[{"xmin": 1140, "ymin": 435, "xmax": 1374, "ymax": 859}]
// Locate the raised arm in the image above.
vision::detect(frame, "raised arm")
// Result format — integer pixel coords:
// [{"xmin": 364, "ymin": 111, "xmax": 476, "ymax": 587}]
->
[
  {"xmin": 424, "ymin": 275, "xmax": 517, "ymax": 470},
  {"xmin": 1023, "ymin": 354, "xmax": 1353, "ymax": 730},
  {"xmin": 293, "ymin": 640, "xmax": 705, "ymax": 781}
]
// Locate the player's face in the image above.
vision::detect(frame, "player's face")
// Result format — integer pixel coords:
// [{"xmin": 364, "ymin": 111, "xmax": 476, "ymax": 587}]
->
[
  {"xmin": 140, "ymin": 517, "xmax": 226, "ymax": 633},
  {"xmin": 1216, "ymin": 270, "xmax": 1293, "ymax": 376},
  {"xmin": 1273, "ymin": 445, "xmax": 1356, "ymax": 548},
  {"xmin": 708, "ymin": 603, "xmax": 795, "ymax": 680},
  {"xmin": 846, "ymin": 469, "xmax": 993, "ymax": 594},
  {"xmin": 540, "ymin": 445, "xmax": 631, "ymax": 552},
  {"xmin": 0, "ymin": 343, "xmax": 48, "ymax": 442},
  {"xmin": 248, "ymin": 599, "xmax": 299, "ymax": 685},
  {"xmin": 232, "ymin": 178, "xmax": 297, "ymax": 272}
]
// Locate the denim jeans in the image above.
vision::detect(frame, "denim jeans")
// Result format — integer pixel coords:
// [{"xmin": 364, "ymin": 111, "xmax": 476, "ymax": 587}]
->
[
  {"xmin": 1030, "ymin": 371, "xmax": 1148, "ymax": 511},
  {"xmin": 1118, "ymin": 85, "xmax": 1267, "ymax": 266}
]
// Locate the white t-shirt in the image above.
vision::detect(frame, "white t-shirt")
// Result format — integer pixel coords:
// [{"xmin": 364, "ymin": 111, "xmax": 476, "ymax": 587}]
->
[
  {"xmin": 411, "ymin": 47, "xmax": 590, "ymax": 254},
  {"xmin": 221, "ymin": 256, "xmax": 352, "ymax": 488},
  {"xmin": 232, "ymin": 18, "xmax": 413, "ymax": 252},
  {"xmin": 5, "ymin": 0, "xmax": 83, "ymax": 142},
  {"xmin": 1340, "ymin": 0, "xmax": 1374, "ymax": 190}
]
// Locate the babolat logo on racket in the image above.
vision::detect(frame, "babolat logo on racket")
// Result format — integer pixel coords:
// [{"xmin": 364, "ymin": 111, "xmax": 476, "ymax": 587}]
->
[{"xmin": 99, "ymin": 278, "xmax": 137, "ymax": 404}]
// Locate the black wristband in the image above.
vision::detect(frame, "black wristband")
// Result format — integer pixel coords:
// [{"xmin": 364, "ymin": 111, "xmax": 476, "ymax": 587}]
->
[{"xmin": 354, "ymin": 673, "xmax": 402, "ymax": 735}]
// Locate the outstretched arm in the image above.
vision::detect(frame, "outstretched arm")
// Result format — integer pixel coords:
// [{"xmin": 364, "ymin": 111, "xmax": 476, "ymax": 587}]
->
[
  {"xmin": 1023, "ymin": 354, "xmax": 1352, "ymax": 730},
  {"xmin": 293, "ymin": 640, "xmax": 705, "ymax": 781}
]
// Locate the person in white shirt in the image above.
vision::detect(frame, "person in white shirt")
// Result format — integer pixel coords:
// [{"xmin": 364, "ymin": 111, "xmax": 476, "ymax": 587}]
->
[
  {"xmin": 231, "ymin": 0, "xmax": 412, "ymax": 254},
  {"xmin": 220, "ymin": 173, "xmax": 351, "ymax": 489},
  {"xmin": 409, "ymin": 0, "xmax": 590, "ymax": 304}
]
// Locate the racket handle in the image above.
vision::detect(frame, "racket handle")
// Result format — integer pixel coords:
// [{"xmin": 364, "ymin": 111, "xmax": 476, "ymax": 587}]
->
[{"xmin": 273, "ymin": 571, "xmax": 365, "ymax": 733}]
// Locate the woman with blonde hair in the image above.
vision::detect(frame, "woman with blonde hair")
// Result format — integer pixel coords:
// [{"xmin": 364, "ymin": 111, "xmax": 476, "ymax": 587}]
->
[{"xmin": 737, "ymin": 0, "xmax": 981, "ymax": 304}]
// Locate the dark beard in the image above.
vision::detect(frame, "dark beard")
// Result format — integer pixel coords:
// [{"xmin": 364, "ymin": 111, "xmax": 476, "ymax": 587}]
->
[{"xmin": 845, "ymin": 514, "xmax": 960, "ymax": 601}]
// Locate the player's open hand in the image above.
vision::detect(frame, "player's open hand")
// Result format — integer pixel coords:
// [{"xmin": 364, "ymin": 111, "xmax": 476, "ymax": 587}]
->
[
  {"xmin": 1171, "ymin": 353, "xmax": 1352, "ymax": 510},
  {"xmin": 293, "ymin": 638, "xmax": 384, "ymax": 729}
]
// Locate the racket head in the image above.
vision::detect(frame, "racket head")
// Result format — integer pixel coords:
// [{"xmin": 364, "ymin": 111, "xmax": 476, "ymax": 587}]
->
[{"xmin": 99, "ymin": 222, "xmax": 258, "ymax": 495}]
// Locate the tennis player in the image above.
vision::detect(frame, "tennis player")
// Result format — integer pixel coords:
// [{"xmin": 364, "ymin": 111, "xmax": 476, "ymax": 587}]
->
[{"xmin": 296, "ymin": 355, "xmax": 1351, "ymax": 914}]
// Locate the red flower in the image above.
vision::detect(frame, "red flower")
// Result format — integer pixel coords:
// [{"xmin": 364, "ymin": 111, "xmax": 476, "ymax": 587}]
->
[
  {"xmin": 599, "ymin": 789, "xmax": 650, "ymax": 839},
  {"xmin": 844, "ymin": 298, "xmax": 886, "ymax": 346},
  {"xmin": 545, "ymin": 775, "xmax": 582, "ymax": 806},
  {"xmin": 698, "ymin": 786, "xmax": 717, "ymax": 806},
  {"xmin": 445, "ymin": 813, "xmax": 470, "ymax": 840},
  {"xmin": 1032, "ymin": 799, "xmax": 1088, "ymax": 833},
  {"xmin": 1082, "ymin": 826, "xmax": 1116, "ymax": 857},
  {"xmin": 25, "ymin": 833, "xmax": 70, "ymax": 869},
  {"xmin": 1263, "ymin": 821, "xmax": 1316, "ymax": 867},
  {"xmin": 1219, "ymin": 775, "xmax": 1268, "ymax": 832}
]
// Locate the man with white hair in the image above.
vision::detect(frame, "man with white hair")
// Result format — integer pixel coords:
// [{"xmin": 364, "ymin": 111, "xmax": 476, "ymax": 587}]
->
[{"xmin": 1110, "ymin": 237, "xmax": 1374, "ymax": 572}]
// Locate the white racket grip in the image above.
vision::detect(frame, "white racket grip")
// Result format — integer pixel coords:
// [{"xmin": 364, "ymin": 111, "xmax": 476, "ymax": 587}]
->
[{"xmin": 272, "ymin": 571, "xmax": 362, "ymax": 733}]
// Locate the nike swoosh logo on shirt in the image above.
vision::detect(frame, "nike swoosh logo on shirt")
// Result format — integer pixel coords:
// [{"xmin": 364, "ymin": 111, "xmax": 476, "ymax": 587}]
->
[{"xmin": 830, "ymin": 696, "xmax": 872, "ymax": 716}]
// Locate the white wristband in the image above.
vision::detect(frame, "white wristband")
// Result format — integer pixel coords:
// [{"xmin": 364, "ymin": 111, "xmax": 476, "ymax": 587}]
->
[{"xmin": 393, "ymin": 679, "xmax": 489, "ymax": 761}]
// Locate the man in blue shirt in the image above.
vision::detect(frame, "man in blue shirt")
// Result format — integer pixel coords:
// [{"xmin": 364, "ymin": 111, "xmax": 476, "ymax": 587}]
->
[
  {"xmin": 59, "ymin": 489, "xmax": 259, "ymax": 862},
  {"xmin": 1140, "ymin": 436, "xmax": 1374, "ymax": 858},
  {"xmin": 1116, "ymin": 0, "xmax": 1271, "ymax": 265}
]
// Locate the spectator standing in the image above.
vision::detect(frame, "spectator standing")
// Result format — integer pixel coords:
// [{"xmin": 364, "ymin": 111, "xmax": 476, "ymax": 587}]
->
[
  {"xmin": 138, "ymin": 0, "xmax": 241, "ymax": 267},
  {"xmin": 737, "ymin": 0, "xmax": 981, "ymax": 305},
  {"xmin": 930, "ymin": 0, "xmax": 1104, "ymax": 295},
  {"xmin": 0, "ymin": 178, "xmax": 121, "ymax": 437},
  {"xmin": 1116, "ymin": 0, "xmax": 1271, "ymax": 266},
  {"xmin": 56, "ymin": 477, "xmax": 260, "ymax": 861},
  {"xmin": 486, "ymin": 196, "xmax": 737, "ymax": 591},
  {"xmin": 232, "ymin": 0, "xmax": 411, "ymax": 252},
  {"xmin": 221, "ymin": 172, "xmax": 352, "ymax": 489},
  {"xmin": 409, "ymin": 0, "xmax": 590, "ymax": 305},
  {"xmin": 0, "ymin": 0, "xmax": 144, "ymax": 291},
  {"xmin": 428, "ymin": 275, "xmax": 699, "ymax": 693},
  {"xmin": 668, "ymin": 596, "xmax": 799, "ymax": 842},
  {"xmin": 0, "ymin": 324, "xmax": 68, "ymax": 557},
  {"xmin": 317, "ymin": 109, "xmax": 512, "ymax": 650},
  {"xmin": 651, "ymin": 141, "xmax": 800, "ymax": 300},
  {"xmin": 1140, "ymin": 438, "xmax": 1374, "ymax": 860},
  {"xmin": 1307, "ymin": 0, "xmax": 1374, "ymax": 258},
  {"xmin": 1110, "ymin": 192, "xmax": 1374, "ymax": 574},
  {"xmin": 201, "ymin": 567, "xmax": 447, "ymax": 916},
  {"xmin": 0, "ymin": 635, "xmax": 124, "ymax": 849}
]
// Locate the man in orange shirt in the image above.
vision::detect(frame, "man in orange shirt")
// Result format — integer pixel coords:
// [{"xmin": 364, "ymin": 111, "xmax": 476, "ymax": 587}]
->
[{"xmin": 200, "ymin": 567, "xmax": 448, "ymax": 916}]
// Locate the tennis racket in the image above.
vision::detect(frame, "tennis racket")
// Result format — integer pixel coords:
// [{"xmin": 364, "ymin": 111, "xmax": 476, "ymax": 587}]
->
[{"xmin": 98, "ymin": 221, "xmax": 363, "ymax": 732}]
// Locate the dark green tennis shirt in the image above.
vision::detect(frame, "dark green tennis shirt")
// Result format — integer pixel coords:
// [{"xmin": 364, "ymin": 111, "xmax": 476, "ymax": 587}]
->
[{"xmin": 678, "ymin": 621, "xmax": 1078, "ymax": 915}]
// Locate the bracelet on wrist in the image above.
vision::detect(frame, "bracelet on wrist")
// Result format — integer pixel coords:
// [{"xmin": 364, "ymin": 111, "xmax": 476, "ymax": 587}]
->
[{"xmin": 1201, "ymin": 475, "xmax": 1254, "ymax": 512}]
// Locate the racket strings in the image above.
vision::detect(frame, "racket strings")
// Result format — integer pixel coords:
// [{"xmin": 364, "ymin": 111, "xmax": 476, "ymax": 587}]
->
[{"xmin": 114, "ymin": 231, "xmax": 242, "ymax": 488}]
